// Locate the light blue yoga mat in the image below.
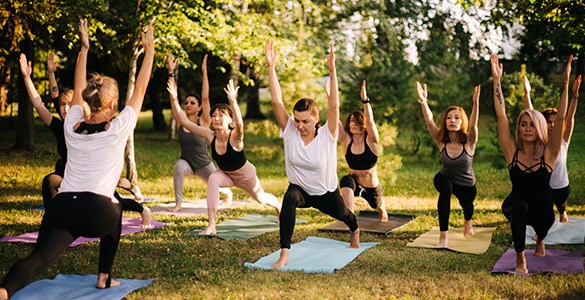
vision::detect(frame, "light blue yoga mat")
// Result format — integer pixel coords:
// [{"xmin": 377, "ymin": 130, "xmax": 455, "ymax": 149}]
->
[
  {"xmin": 244, "ymin": 236, "xmax": 379, "ymax": 273},
  {"xmin": 525, "ymin": 217, "xmax": 585, "ymax": 245},
  {"xmin": 11, "ymin": 274, "xmax": 152, "ymax": 300}
]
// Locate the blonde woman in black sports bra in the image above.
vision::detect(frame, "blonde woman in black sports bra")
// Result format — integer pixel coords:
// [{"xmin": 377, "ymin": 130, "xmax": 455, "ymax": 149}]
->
[{"xmin": 416, "ymin": 81, "xmax": 480, "ymax": 248}]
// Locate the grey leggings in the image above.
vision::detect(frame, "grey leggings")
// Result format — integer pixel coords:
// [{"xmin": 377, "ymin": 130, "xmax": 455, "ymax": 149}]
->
[{"xmin": 173, "ymin": 160, "xmax": 231, "ymax": 205}]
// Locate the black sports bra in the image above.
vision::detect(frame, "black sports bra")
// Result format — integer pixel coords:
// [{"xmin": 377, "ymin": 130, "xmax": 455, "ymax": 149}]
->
[
  {"xmin": 74, "ymin": 122, "xmax": 108, "ymax": 134},
  {"xmin": 211, "ymin": 131, "xmax": 247, "ymax": 171},
  {"xmin": 345, "ymin": 137, "xmax": 377, "ymax": 170}
]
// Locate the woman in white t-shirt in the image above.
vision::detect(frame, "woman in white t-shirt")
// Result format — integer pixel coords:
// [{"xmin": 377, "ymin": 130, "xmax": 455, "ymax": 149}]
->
[
  {"xmin": 0, "ymin": 19, "xmax": 154, "ymax": 299},
  {"xmin": 265, "ymin": 40, "xmax": 360, "ymax": 268}
]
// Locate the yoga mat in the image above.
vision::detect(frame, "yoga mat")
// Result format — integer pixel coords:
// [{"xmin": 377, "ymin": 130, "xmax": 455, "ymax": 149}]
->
[
  {"xmin": 244, "ymin": 236, "xmax": 379, "ymax": 273},
  {"xmin": 406, "ymin": 226, "xmax": 495, "ymax": 255},
  {"xmin": 11, "ymin": 274, "xmax": 152, "ymax": 300},
  {"xmin": 319, "ymin": 211, "xmax": 415, "ymax": 235},
  {"xmin": 492, "ymin": 249, "xmax": 583, "ymax": 275},
  {"xmin": 525, "ymin": 218, "xmax": 585, "ymax": 245},
  {"xmin": 150, "ymin": 199, "xmax": 250, "ymax": 217},
  {"xmin": 186, "ymin": 213, "xmax": 306, "ymax": 240},
  {"xmin": 0, "ymin": 217, "xmax": 165, "ymax": 247}
]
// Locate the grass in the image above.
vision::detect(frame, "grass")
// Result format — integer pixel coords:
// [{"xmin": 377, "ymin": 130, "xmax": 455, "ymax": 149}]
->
[{"xmin": 1, "ymin": 109, "xmax": 585, "ymax": 299}]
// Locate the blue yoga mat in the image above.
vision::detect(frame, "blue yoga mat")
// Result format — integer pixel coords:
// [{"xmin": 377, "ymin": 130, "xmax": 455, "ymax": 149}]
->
[
  {"xmin": 244, "ymin": 236, "xmax": 379, "ymax": 273},
  {"xmin": 525, "ymin": 218, "xmax": 585, "ymax": 245},
  {"xmin": 11, "ymin": 274, "xmax": 152, "ymax": 300}
]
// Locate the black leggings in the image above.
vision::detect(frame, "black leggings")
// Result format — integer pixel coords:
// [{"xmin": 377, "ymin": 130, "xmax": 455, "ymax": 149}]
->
[
  {"xmin": 433, "ymin": 172, "xmax": 476, "ymax": 232},
  {"xmin": 502, "ymin": 195, "xmax": 555, "ymax": 253},
  {"xmin": 0, "ymin": 192, "xmax": 122, "ymax": 297},
  {"xmin": 339, "ymin": 175, "xmax": 384, "ymax": 209},
  {"xmin": 279, "ymin": 184, "xmax": 358, "ymax": 249},
  {"xmin": 551, "ymin": 185, "xmax": 571, "ymax": 215},
  {"xmin": 41, "ymin": 173, "xmax": 62, "ymax": 209}
]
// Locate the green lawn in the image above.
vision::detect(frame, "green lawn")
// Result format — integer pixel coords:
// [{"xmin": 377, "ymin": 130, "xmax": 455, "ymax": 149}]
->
[{"xmin": 1, "ymin": 110, "xmax": 585, "ymax": 299}]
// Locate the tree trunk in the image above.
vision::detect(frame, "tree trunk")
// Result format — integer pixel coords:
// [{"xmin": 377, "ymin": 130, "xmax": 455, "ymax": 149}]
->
[
  {"xmin": 241, "ymin": 57, "xmax": 264, "ymax": 119},
  {"xmin": 13, "ymin": 37, "xmax": 34, "ymax": 151},
  {"xmin": 150, "ymin": 68, "xmax": 167, "ymax": 131}
]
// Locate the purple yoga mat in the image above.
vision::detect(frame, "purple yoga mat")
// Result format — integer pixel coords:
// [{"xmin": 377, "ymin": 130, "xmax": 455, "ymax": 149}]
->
[
  {"xmin": 492, "ymin": 249, "xmax": 583, "ymax": 275},
  {"xmin": 0, "ymin": 217, "xmax": 165, "ymax": 247}
]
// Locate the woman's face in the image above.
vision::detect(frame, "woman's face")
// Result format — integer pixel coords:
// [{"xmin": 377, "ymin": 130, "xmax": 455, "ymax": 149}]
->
[
  {"xmin": 60, "ymin": 98, "xmax": 71, "ymax": 119},
  {"xmin": 546, "ymin": 114, "xmax": 557, "ymax": 135},
  {"xmin": 519, "ymin": 114, "xmax": 537, "ymax": 142},
  {"xmin": 446, "ymin": 109, "xmax": 462, "ymax": 132},
  {"xmin": 184, "ymin": 96, "xmax": 200, "ymax": 116},
  {"xmin": 211, "ymin": 109, "xmax": 232, "ymax": 130},
  {"xmin": 293, "ymin": 110, "xmax": 318, "ymax": 138},
  {"xmin": 348, "ymin": 115, "xmax": 363, "ymax": 135}
]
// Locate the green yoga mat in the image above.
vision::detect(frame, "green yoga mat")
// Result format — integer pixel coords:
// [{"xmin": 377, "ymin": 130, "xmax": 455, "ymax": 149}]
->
[
  {"xmin": 406, "ymin": 226, "xmax": 496, "ymax": 255},
  {"xmin": 318, "ymin": 211, "xmax": 415, "ymax": 235},
  {"xmin": 186, "ymin": 213, "xmax": 306, "ymax": 240}
]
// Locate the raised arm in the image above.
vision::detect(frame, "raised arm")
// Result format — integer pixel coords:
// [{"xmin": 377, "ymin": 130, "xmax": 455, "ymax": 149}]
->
[
  {"xmin": 167, "ymin": 53, "xmax": 180, "ymax": 124},
  {"xmin": 224, "ymin": 79, "xmax": 245, "ymax": 148},
  {"xmin": 522, "ymin": 75, "xmax": 533, "ymax": 110},
  {"xmin": 47, "ymin": 53, "xmax": 59, "ymax": 100},
  {"xmin": 200, "ymin": 54, "xmax": 211, "ymax": 127},
  {"xmin": 467, "ymin": 85, "xmax": 480, "ymax": 146},
  {"xmin": 326, "ymin": 43, "xmax": 340, "ymax": 138},
  {"xmin": 265, "ymin": 40, "xmax": 289, "ymax": 130},
  {"xmin": 126, "ymin": 19, "xmax": 155, "ymax": 116},
  {"xmin": 325, "ymin": 79, "xmax": 348, "ymax": 143},
  {"xmin": 72, "ymin": 18, "xmax": 90, "ymax": 108},
  {"xmin": 491, "ymin": 53, "xmax": 515, "ymax": 163},
  {"xmin": 360, "ymin": 80, "xmax": 380, "ymax": 146},
  {"xmin": 19, "ymin": 54, "xmax": 53, "ymax": 126},
  {"xmin": 167, "ymin": 77, "xmax": 213, "ymax": 143},
  {"xmin": 564, "ymin": 75, "xmax": 581, "ymax": 143},
  {"xmin": 415, "ymin": 82, "xmax": 440, "ymax": 144},
  {"xmin": 547, "ymin": 56, "xmax": 572, "ymax": 165}
]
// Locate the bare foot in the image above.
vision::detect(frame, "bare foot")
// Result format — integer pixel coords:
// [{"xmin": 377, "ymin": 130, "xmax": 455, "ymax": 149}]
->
[
  {"xmin": 534, "ymin": 239, "xmax": 546, "ymax": 257},
  {"xmin": 167, "ymin": 204, "xmax": 182, "ymax": 212},
  {"xmin": 222, "ymin": 192, "xmax": 233, "ymax": 206},
  {"xmin": 198, "ymin": 225, "xmax": 216, "ymax": 235},
  {"xmin": 96, "ymin": 273, "xmax": 121, "ymax": 289},
  {"xmin": 0, "ymin": 287, "xmax": 8, "ymax": 300},
  {"xmin": 463, "ymin": 219, "xmax": 475, "ymax": 237},
  {"xmin": 515, "ymin": 252, "xmax": 528, "ymax": 274},
  {"xmin": 378, "ymin": 208, "xmax": 388, "ymax": 223},
  {"xmin": 532, "ymin": 233, "xmax": 538, "ymax": 241},
  {"xmin": 559, "ymin": 211, "xmax": 569, "ymax": 223},
  {"xmin": 437, "ymin": 231, "xmax": 448, "ymax": 248},
  {"xmin": 132, "ymin": 185, "xmax": 143, "ymax": 203},
  {"xmin": 140, "ymin": 207, "xmax": 152, "ymax": 228},
  {"xmin": 349, "ymin": 229, "xmax": 360, "ymax": 248},
  {"xmin": 272, "ymin": 248, "xmax": 289, "ymax": 268}
]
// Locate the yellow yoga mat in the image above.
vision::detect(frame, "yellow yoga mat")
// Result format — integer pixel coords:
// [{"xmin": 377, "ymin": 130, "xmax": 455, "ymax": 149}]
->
[{"xmin": 406, "ymin": 226, "xmax": 496, "ymax": 255}]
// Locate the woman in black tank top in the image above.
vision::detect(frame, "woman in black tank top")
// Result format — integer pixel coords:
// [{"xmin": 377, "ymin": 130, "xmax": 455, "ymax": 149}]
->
[
  {"xmin": 491, "ymin": 54, "xmax": 571, "ymax": 274},
  {"xmin": 416, "ymin": 80, "xmax": 480, "ymax": 248},
  {"xmin": 338, "ymin": 80, "xmax": 387, "ymax": 222}
]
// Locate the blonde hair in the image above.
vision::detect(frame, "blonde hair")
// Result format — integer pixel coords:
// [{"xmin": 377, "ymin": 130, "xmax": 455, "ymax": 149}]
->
[
  {"xmin": 82, "ymin": 73, "xmax": 118, "ymax": 113},
  {"xmin": 516, "ymin": 109, "xmax": 548, "ymax": 160},
  {"xmin": 438, "ymin": 106, "xmax": 469, "ymax": 144}
]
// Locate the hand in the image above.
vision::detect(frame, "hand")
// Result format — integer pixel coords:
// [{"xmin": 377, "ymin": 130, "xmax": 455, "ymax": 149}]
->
[
  {"xmin": 522, "ymin": 75, "xmax": 531, "ymax": 97},
  {"xmin": 490, "ymin": 53, "xmax": 502, "ymax": 82},
  {"xmin": 201, "ymin": 54, "xmax": 208, "ymax": 75},
  {"xmin": 79, "ymin": 18, "xmax": 89, "ymax": 49},
  {"xmin": 19, "ymin": 53, "xmax": 32, "ymax": 77},
  {"xmin": 224, "ymin": 79, "xmax": 239, "ymax": 103},
  {"xmin": 562, "ymin": 55, "xmax": 573, "ymax": 84},
  {"xmin": 324, "ymin": 79, "xmax": 331, "ymax": 98},
  {"xmin": 167, "ymin": 53, "xmax": 177, "ymax": 73},
  {"xmin": 167, "ymin": 78, "xmax": 178, "ymax": 101},
  {"xmin": 47, "ymin": 53, "xmax": 57, "ymax": 73},
  {"xmin": 472, "ymin": 85, "xmax": 481, "ymax": 104},
  {"xmin": 416, "ymin": 81, "xmax": 428, "ymax": 103},
  {"xmin": 141, "ymin": 18, "xmax": 155, "ymax": 53},
  {"xmin": 326, "ymin": 43, "xmax": 336, "ymax": 72},
  {"xmin": 360, "ymin": 80, "xmax": 368, "ymax": 102},
  {"xmin": 572, "ymin": 74, "xmax": 582, "ymax": 100},
  {"xmin": 265, "ymin": 40, "xmax": 278, "ymax": 68}
]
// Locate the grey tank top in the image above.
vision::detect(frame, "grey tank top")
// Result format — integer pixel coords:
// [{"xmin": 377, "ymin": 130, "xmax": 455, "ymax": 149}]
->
[
  {"xmin": 179, "ymin": 125, "xmax": 212, "ymax": 170},
  {"xmin": 439, "ymin": 144, "xmax": 476, "ymax": 186}
]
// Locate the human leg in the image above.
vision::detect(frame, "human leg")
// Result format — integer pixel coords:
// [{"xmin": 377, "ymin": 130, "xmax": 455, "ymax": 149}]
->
[
  {"xmin": 41, "ymin": 173, "xmax": 62, "ymax": 209},
  {"xmin": 201, "ymin": 170, "xmax": 234, "ymax": 235},
  {"xmin": 339, "ymin": 175, "xmax": 357, "ymax": 213},
  {"xmin": 195, "ymin": 162, "xmax": 233, "ymax": 205},
  {"xmin": 273, "ymin": 184, "xmax": 306, "ymax": 268},
  {"xmin": 528, "ymin": 202, "xmax": 554, "ymax": 257},
  {"xmin": 551, "ymin": 185, "xmax": 570, "ymax": 223},
  {"xmin": 362, "ymin": 185, "xmax": 387, "ymax": 222},
  {"xmin": 453, "ymin": 184, "xmax": 477, "ymax": 237},
  {"xmin": 117, "ymin": 192, "xmax": 151, "ymax": 227},
  {"xmin": 228, "ymin": 162, "xmax": 281, "ymax": 214},
  {"xmin": 97, "ymin": 212, "xmax": 122, "ymax": 288},
  {"xmin": 433, "ymin": 173, "xmax": 453, "ymax": 247},
  {"xmin": 311, "ymin": 189, "xmax": 359, "ymax": 248},
  {"xmin": 170, "ymin": 159, "xmax": 194, "ymax": 212}
]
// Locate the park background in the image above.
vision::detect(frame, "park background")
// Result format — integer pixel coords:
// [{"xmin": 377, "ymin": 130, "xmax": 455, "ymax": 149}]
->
[{"xmin": 1, "ymin": 1, "xmax": 585, "ymax": 299}]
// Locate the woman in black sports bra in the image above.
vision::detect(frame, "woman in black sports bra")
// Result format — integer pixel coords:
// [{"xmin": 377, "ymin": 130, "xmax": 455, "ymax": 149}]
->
[
  {"xmin": 338, "ymin": 80, "xmax": 387, "ymax": 222},
  {"xmin": 167, "ymin": 78, "xmax": 281, "ymax": 235},
  {"xmin": 416, "ymin": 81, "xmax": 480, "ymax": 248},
  {"xmin": 491, "ymin": 54, "xmax": 570, "ymax": 274}
]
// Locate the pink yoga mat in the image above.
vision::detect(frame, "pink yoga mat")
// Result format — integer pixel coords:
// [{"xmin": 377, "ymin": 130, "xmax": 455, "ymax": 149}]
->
[
  {"xmin": 492, "ymin": 249, "xmax": 583, "ymax": 275},
  {"xmin": 0, "ymin": 217, "xmax": 165, "ymax": 247}
]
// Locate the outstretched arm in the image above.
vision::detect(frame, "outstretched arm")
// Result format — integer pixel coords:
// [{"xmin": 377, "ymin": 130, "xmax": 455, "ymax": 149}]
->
[
  {"xmin": 72, "ymin": 18, "xmax": 90, "ymax": 108},
  {"xmin": 224, "ymin": 79, "xmax": 245, "ymax": 148},
  {"xmin": 522, "ymin": 75, "xmax": 533, "ymax": 110},
  {"xmin": 47, "ymin": 53, "xmax": 59, "ymax": 100},
  {"xmin": 361, "ymin": 80, "xmax": 380, "ymax": 147},
  {"xmin": 326, "ymin": 43, "xmax": 340, "ymax": 138},
  {"xmin": 564, "ymin": 74, "xmax": 581, "ymax": 143},
  {"xmin": 167, "ymin": 77, "xmax": 213, "ymax": 143},
  {"xmin": 200, "ymin": 54, "xmax": 211, "ymax": 127},
  {"xmin": 415, "ymin": 81, "xmax": 440, "ymax": 145},
  {"xmin": 547, "ymin": 56, "xmax": 572, "ymax": 165},
  {"xmin": 326, "ymin": 79, "xmax": 348, "ymax": 143},
  {"xmin": 467, "ymin": 85, "xmax": 480, "ymax": 146},
  {"xmin": 491, "ymin": 53, "xmax": 515, "ymax": 163},
  {"xmin": 265, "ymin": 40, "xmax": 289, "ymax": 130},
  {"xmin": 126, "ymin": 19, "xmax": 155, "ymax": 116},
  {"xmin": 19, "ymin": 54, "xmax": 53, "ymax": 126}
]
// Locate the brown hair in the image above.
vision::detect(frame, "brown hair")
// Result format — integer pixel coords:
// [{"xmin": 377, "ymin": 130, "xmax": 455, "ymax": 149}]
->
[
  {"xmin": 541, "ymin": 108, "xmax": 558, "ymax": 122},
  {"xmin": 293, "ymin": 98, "xmax": 320, "ymax": 124},
  {"xmin": 344, "ymin": 110, "xmax": 366, "ymax": 135},
  {"xmin": 438, "ymin": 106, "xmax": 469, "ymax": 144},
  {"xmin": 82, "ymin": 73, "xmax": 119, "ymax": 113}
]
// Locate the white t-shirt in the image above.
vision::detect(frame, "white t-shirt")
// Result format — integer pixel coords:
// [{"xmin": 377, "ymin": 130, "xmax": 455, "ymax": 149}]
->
[
  {"xmin": 59, "ymin": 105, "xmax": 137, "ymax": 198},
  {"xmin": 550, "ymin": 139, "xmax": 569, "ymax": 189},
  {"xmin": 281, "ymin": 116, "xmax": 338, "ymax": 195}
]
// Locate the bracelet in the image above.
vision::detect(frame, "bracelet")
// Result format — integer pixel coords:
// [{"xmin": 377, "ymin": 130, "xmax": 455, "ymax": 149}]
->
[
  {"xmin": 362, "ymin": 97, "xmax": 370, "ymax": 104},
  {"xmin": 168, "ymin": 73, "xmax": 174, "ymax": 78}
]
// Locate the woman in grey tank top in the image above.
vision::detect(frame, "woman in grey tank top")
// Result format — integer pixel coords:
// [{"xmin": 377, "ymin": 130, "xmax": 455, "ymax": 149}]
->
[
  {"xmin": 416, "ymin": 82, "xmax": 480, "ymax": 248},
  {"xmin": 167, "ymin": 54, "xmax": 232, "ymax": 212}
]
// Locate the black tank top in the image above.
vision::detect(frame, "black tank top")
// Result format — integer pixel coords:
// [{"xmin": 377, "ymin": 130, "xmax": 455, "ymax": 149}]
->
[
  {"xmin": 508, "ymin": 150, "xmax": 552, "ymax": 203},
  {"xmin": 211, "ymin": 131, "xmax": 247, "ymax": 171},
  {"xmin": 345, "ymin": 136, "xmax": 377, "ymax": 170}
]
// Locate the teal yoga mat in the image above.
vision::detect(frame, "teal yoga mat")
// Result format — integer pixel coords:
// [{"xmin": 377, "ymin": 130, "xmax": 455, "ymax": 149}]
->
[
  {"xmin": 525, "ymin": 217, "xmax": 585, "ymax": 245},
  {"xmin": 244, "ymin": 236, "xmax": 379, "ymax": 273}
]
